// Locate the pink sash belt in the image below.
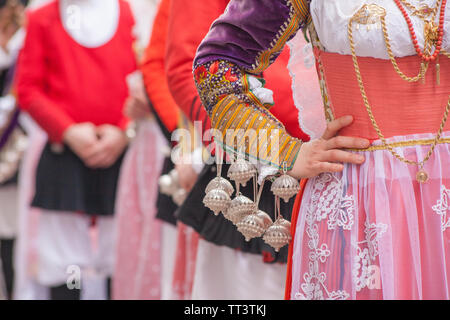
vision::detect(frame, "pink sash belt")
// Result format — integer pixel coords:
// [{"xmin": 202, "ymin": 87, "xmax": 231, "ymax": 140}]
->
[{"xmin": 317, "ymin": 49, "xmax": 450, "ymax": 141}]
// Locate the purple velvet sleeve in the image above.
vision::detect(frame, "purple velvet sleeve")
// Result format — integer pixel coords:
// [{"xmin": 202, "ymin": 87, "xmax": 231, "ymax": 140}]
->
[
  {"xmin": 192, "ymin": 0, "xmax": 310, "ymax": 170},
  {"xmin": 194, "ymin": 0, "xmax": 306, "ymax": 72}
]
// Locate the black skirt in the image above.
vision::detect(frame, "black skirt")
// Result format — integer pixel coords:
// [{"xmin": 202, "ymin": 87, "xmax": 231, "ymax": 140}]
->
[
  {"xmin": 175, "ymin": 163, "xmax": 295, "ymax": 264},
  {"xmin": 155, "ymin": 156, "xmax": 178, "ymax": 226},
  {"xmin": 32, "ymin": 143, "xmax": 125, "ymax": 216}
]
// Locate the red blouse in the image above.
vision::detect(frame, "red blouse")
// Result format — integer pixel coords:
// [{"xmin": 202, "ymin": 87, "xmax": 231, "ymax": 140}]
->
[
  {"xmin": 141, "ymin": 0, "xmax": 180, "ymax": 134},
  {"xmin": 15, "ymin": 1, "xmax": 137, "ymax": 143}
]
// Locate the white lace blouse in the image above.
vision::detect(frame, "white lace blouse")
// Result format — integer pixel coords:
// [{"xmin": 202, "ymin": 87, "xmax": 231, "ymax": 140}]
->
[{"xmin": 310, "ymin": 0, "xmax": 450, "ymax": 59}]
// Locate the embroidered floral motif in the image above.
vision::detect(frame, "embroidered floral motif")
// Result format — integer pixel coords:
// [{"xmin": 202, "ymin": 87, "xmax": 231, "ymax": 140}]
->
[
  {"xmin": 352, "ymin": 221, "xmax": 387, "ymax": 292},
  {"xmin": 294, "ymin": 173, "xmax": 351, "ymax": 300},
  {"xmin": 328, "ymin": 195, "xmax": 355, "ymax": 230},
  {"xmin": 193, "ymin": 60, "xmax": 302, "ymax": 170},
  {"xmin": 310, "ymin": 173, "xmax": 355, "ymax": 230},
  {"xmin": 194, "ymin": 60, "xmax": 248, "ymax": 115},
  {"xmin": 432, "ymin": 185, "xmax": 450, "ymax": 232}
]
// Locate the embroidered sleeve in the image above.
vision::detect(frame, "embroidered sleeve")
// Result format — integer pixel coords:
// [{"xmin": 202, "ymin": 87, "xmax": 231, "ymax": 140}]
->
[{"xmin": 194, "ymin": 0, "xmax": 311, "ymax": 170}]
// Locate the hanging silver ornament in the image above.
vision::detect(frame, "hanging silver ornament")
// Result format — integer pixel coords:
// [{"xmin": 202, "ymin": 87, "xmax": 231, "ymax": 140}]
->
[
  {"xmin": 236, "ymin": 210, "xmax": 273, "ymax": 242},
  {"xmin": 223, "ymin": 194, "xmax": 256, "ymax": 225},
  {"xmin": 172, "ymin": 188, "xmax": 187, "ymax": 206},
  {"xmin": 263, "ymin": 217, "xmax": 292, "ymax": 252},
  {"xmin": 169, "ymin": 169, "xmax": 180, "ymax": 186},
  {"xmin": 271, "ymin": 163, "xmax": 300, "ymax": 203},
  {"xmin": 205, "ymin": 176, "xmax": 234, "ymax": 197},
  {"xmin": 0, "ymin": 129, "xmax": 28, "ymax": 184},
  {"xmin": 158, "ymin": 174, "xmax": 177, "ymax": 196},
  {"xmin": 203, "ymin": 188, "xmax": 231, "ymax": 216},
  {"xmin": 227, "ymin": 158, "xmax": 257, "ymax": 187}
]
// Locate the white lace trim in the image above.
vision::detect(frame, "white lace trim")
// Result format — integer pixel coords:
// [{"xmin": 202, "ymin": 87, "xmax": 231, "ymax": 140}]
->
[
  {"xmin": 352, "ymin": 221, "xmax": 387, "ymax": 292},
  {"xmin": 294, "ymin": 173, "xmax": 351, "ymax": 300},
  {"xmin": 293, "ymin": 172, "xmax": 391, "ymax": 299},
  {"xmin": 287, "ymin": 31, "xmax": 326, "ymax": 140},
  {"xmin": 432, "ymin": 185, "xmax": 450, "ymax": 232},
  {"xmin": 247, "ymin": 75, "xmax": 275, "ymax": 105}
]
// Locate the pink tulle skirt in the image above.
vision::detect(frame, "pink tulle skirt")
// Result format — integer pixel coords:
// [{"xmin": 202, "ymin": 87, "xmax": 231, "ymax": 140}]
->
[
  {"xmin": 290, "ymin": 132, "xmax": 450, "ymax": 300},
  {"xmin": 112, "ymin": 119, "xmax": 165, "ymax": 300}
]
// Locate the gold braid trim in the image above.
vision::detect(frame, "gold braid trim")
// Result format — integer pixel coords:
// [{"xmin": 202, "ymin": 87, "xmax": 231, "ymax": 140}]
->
[
  {"xmin": 248, "ymin": 1, "xmax": 307, "ymax": 74},
  {"xmin": 346, "ymin": 137, "xmax": 450, "ymax": 152},
  {"xmin": 211, "ymin": 95, "xmax": 302, "ymax": 170}
]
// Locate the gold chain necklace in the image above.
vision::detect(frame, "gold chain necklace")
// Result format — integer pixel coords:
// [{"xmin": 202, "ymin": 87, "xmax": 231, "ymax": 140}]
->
[
  {"xmin": 398, "ymin": 0, "xmax": 444, "ymax": 84},
  {"xmin": 348, "ymin": 4, "xmax": 450, "ymax": 183},
  {"xmin": 400, "ymin": 0, "xmax": 441, "ymax": 19},
  {"xmin": 384, "ymin": 0, "xmax": 443, "ymax": 83}
]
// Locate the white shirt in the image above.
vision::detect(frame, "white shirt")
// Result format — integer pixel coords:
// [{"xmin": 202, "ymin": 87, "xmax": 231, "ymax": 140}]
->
[
  {"xmin": 310, "ymin": 0, "xmax": 450, "ymax": 59},
  {"xmin": 59, "ymin": 0, "xmax": 120, "ymax": 48}
]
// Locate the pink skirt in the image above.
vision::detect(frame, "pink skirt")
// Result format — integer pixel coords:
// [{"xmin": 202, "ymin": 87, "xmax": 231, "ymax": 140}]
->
[
  {"xmin": 112, "ymin": 119, "xmax": 165, "ymax": 300},
  {"xmin": 289, "ymin": 132, "xmax": 450, "ymax": 300}
]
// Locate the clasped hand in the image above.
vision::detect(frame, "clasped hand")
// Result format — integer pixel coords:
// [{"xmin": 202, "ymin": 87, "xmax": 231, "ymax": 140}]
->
[{"xmin": 63, "ymin": 123, "xmax": 128, "ymax": 169}]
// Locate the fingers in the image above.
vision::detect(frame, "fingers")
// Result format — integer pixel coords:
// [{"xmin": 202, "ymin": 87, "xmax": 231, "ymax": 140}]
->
[
  {"xmin": 84, "ymin": 149, "xmax": 117, "ymax": 169},
  {"xmin": 321, "ymin": 116, "xmax": 354, "ymax": 140},
  {"xmin": 81, "ymin": 144, "xmax": 108, "ymax": 168},
  {"xmin": 325, "ymin": 135, "xmax": 370, "ymax": 150},
  {"xmin": 322, "ymin": 149, "xmax": 365, "ymax": 165},
  {"xmin": 317, "ymin": 162, "xmax": 345, "ymax": 173}
]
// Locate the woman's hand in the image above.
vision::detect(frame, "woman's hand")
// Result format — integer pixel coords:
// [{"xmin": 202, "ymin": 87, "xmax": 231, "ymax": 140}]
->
[
  {"xmin": 85, "ymin": 124, "xmax": 129, "ymax": 169},
  {"xmin": 63, "ymin": 123, "xmax": 128, "ymax": 169},
  {"xmin": 124, "ymin": 95, "xmax": 151, "ymax": 120},
  {"xmin": 288, "ymin": 115, "xmax": 370, "ymax": 180},
  {"xmin": 63, "ymin": 122, "xmax": 100, "ymax": 163}
]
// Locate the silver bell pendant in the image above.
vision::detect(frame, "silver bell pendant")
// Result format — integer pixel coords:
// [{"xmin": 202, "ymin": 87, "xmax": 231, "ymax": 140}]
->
[
  {"xmin": 203, "ymin": 146, "xmax": 232, "ymax": 215},
  {"xmin": 236, "ymin": 178, "xmax": 272, "ymax": 241},
  {"xmin": 227, "ymin": 157, "xmax": 257, "ymax": 187},
  {"xmin": 224, "ymin": 194, "xmax": 256, "ymax": 225},
  {"xmin": 271, "ymin": 162, "xmax": 300, "ymax": 203},
  {"xmin": 237, "ymin": 209, "xmax": 273, "ymax": 242},
  {"xmin": 172, "ymin": 188, "xmax": 187, "ymax": 206},
  {"xmin": 205, "ymin": 176, "xmax": 234, "ymax": 197},
  {"xmin": 263, "ymin": 217, "xmax": 292, "ymax": 252},
  {"xmin": 262, "ymin": 196, "xmax": 292, "ymax": 252},
  {"xmin": 158, "ymin": 168, "xmax": 180, "ymax": 196},
  {"xmin": 203, "ymin": 188, "xmax": 231, "ymax": 216}
]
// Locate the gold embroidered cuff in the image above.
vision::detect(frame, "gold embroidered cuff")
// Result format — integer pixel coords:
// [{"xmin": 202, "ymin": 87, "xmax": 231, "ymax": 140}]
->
[{"xmin": 211, "ymin": 95, "xmax": 302, "ymax": 170}]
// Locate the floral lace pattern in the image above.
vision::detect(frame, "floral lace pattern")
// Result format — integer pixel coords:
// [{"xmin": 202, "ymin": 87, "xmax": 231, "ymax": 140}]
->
[
  {"xmin": 294, "ymin": 173, "xmax": 352, "ymax": 300},
  {"xmin": 311, "ymin": 173, "xmax": 355, "ymax": 230},
  {"xmin": 432, "ymin": 185, "xmax": 450, "ymax": 232},
  {"xmin": 352, "ymin": 221, "xmax": 387, "ymax": 292},
  {"xmin": 294, "ymin": 172, "xmax": 391, "ymax": 300}
]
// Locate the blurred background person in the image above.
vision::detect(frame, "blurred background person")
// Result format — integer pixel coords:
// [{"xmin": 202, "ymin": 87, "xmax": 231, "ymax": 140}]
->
[
  {"xmin": 164, "ymin": 0, "xmax": 311, "ymax": 299},
  {"xmin": 0, "ymin": 0, "xmax": 29, "ymax": 300},
  {"xmin": 15, "ymin": 0, "xmax": 136, "ymax": 299},
  {"xmin": 134, "ymin": 0, "xmax": 198, "ymax": 300},
  {"xmin": 112, "ymin": 0, "xmax": 175, "ymax": 300}
]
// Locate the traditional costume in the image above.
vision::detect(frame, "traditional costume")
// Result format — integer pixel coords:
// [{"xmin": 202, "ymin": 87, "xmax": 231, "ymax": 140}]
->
[
  {"xmin": 112, "ymin": 0, "xmax": 171, "ymax": 300},
  {"xmin": 167, "ymin": 0, "xmax": 314, "ymax": 300},
  {"xmin": 0, "ymin": 0, "xmax": 29, "ymax": 300},
  {"xmin": 15, "ymin": 0, "xmax": 136, "ymax": 299},
  {"xmin": 138, "ymin": 0, "xmax": 197, "ymax": 300},
  {"xmin": 195, "ymin": 0, "xmax": 450, "ymax": 299},
  {"xmin": 11, "ymin": 0, "xmax": 52, "ymax": 301}
]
